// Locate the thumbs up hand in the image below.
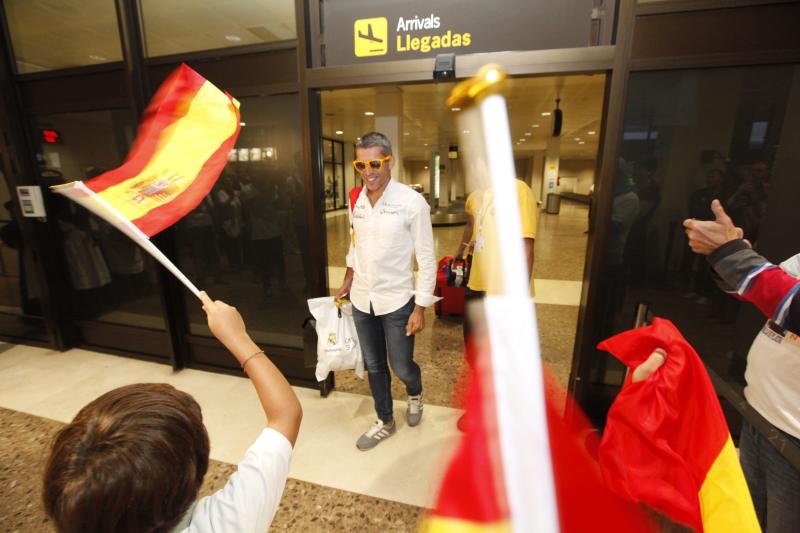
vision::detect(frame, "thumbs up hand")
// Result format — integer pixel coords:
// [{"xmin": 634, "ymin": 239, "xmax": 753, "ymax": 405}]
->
[{"xmin": 683, "ymin": 200, "xmax": 747, "ymax": 255}]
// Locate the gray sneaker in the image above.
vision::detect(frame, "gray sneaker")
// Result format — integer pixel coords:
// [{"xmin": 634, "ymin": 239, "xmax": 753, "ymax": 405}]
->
[
  {"xmin": 356, "ymin": 419, "xmax": 396, "ymax": 451},
  {"xmin": 406, "ymin": 393, "xmax": 423, "ymax": 427}
]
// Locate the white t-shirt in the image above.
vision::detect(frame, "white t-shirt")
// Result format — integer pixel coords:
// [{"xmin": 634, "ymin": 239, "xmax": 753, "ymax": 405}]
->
[
  {"xmin": 743, "ymin": 253, "xmax": 800, "ymax": 439},
  {"xmin": 346, "ymin": 180, "xmax": 439, "ymax": 316},
  {"xmin": 181, "ymin": 428, "xmax": 293, "ymax": 532}
]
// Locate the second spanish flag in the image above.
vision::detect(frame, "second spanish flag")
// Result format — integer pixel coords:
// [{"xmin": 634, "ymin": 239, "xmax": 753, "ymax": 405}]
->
[{"xmin": 598, "ymin": 318, "xmax": 760, "ymax": 532}]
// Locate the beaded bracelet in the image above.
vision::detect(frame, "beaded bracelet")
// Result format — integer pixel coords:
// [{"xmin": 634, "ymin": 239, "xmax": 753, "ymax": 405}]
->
[{"xmin": 241, "ymin": 350, "xmax": 266, "ymax": 373}]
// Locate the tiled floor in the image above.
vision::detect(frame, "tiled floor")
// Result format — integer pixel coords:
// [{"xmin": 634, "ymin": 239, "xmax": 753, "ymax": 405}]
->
[{"xmin": 0, "ymin": 407, "xmax": 424, "ymax": 533}]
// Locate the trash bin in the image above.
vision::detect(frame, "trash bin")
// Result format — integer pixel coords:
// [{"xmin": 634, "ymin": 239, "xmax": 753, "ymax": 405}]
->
[{"xmin": 545, "ymin": 193, "xmax": 561, "ymax": 214}]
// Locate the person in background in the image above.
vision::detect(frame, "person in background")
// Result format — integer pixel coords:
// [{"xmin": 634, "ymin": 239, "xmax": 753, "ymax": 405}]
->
[
  {"xmin": 624, "ymin": 156, "xmax": 660, "ymax": 287},
  {"xmin": 452, "ymin": 178, "xmax": 537, "ymax": 432},
  {"xmin": 42, "ymin": 293, "xmax": 303, "ymax": 532},
  {"xmin": 455, "ymin": 177, "xmax": 537, "ymax": 342},
  {"xmin": 726, "ymin": 159, "xmax": 770, "ymax": 243}
]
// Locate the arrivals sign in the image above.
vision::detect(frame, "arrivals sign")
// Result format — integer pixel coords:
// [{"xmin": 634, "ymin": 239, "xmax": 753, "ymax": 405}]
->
[{"xmin": 323, "ymin": 0, "xmax": 595, "ymax": 66}]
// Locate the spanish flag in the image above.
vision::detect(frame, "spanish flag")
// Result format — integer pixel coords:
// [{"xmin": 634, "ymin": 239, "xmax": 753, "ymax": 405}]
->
[
  {"xmin": 53, "ymin": 63, "xmax": 240, "ymax": 237},
  {"xmin": 598, "ymin": 318, "xmax": 761, "ymax": 532},
  {"xmin": 51, "ymin": 64, "xmax": 240, "ymax": 296},
  {"xmin": 421, "ymin": 339, "xmax": 510, "ymax": 533},
  {"xmin": 422, "ymin": 338, "xmax": 655, "ymax": 533}
]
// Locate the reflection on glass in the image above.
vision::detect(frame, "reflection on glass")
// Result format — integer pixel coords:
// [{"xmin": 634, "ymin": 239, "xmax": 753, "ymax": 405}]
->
[
  {"xmin": 323, "ymin": 164, "xmax": 335, "ymax": 210},
  {"xmin": 334, "ymin": 164, "xmax": 345, "ymax": 207},
  {"xmin": 140, "ymin": 0, "xmax": 297, "ymax": 57},
  {"xmin": 31, "ymin": 110, "xmax": 166, "ymax": 329},
  {"xmin": 180, "ymin": 94, "xmax": 309, "ymax": 349},
  {"xmin": 322, "ymin": 138, "xmax": 346, "ymax": 211},
  {"xmin": 585, "ymin": 65, "xmax": 800, "ymax": 426},
  {"xmin": 4, "ymin": 0, "xmax": 123, "ymax": 73}
]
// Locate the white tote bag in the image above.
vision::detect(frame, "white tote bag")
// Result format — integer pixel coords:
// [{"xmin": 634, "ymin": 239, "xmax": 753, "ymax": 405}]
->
[{"xmin": 307, "ymin": 296, "xmax": 364, "ymax": 382}]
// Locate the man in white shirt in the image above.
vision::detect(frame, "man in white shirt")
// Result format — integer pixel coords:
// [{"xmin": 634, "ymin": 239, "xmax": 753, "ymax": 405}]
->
[{"xmin": 337, "ymin": 131, "xmax": 438, "ymax": 451}]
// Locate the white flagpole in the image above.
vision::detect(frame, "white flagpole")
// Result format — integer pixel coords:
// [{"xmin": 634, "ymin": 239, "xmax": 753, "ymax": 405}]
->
[
  {"xmin": 52, "ymin": 181, "xmax": 202, "ymax": 299},
  {"xmin": 454, "ymin": 66, "xmax": 560, "ymax": 532}
]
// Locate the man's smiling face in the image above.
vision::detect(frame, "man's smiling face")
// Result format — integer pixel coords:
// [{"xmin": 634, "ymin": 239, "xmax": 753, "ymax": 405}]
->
[{"xmin": 355, "ymin": 146, "xmax": 393, "ymax": 193}]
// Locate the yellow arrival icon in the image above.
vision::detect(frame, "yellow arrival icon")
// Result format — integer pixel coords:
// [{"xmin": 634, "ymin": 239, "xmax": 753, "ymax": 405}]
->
[{"xmin": 354, "ymin": 17, "xmax": 388, "ymax": 57}]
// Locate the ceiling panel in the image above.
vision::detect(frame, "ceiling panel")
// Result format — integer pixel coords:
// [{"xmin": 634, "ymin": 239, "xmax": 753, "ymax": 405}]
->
[{"xmin": 321, "ymin": 73, "xmax": 606, "ymax": 161}]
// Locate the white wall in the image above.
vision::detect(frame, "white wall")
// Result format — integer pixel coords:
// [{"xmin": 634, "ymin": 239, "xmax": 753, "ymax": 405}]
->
[
  {"xmin": 558, "ymin": 159, "xmax": 596, "ymax": 195},
  {"xmin": 403, "ymin": 160, "xmax": 430, "ymax": 193}
]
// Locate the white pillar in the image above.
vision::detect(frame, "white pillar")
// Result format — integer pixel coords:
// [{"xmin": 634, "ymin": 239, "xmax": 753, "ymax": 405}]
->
[
  {"xmin": 374, "ymin": 87, "xmax": 404, "ymax": 182},
  {"xmin": 531, "ymin": 150, "xmax": 546, "ymax": 203},
  {"xmin": 544, "ymin": 137, "xmax": 560, "ymax": 198},
  {"xmin": 439, "ymin": 142, "xmax": 453, "ymax": 208}
]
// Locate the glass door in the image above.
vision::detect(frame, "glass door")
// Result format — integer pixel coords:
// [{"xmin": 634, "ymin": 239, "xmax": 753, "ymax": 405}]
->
[
  {"xmin": 576, "ymin": 63, "xmax": 800, "ymax": 429},
  {"xmin": 322, "ymin": 138, "xmax": 346, "ymax": 211},
  {"xmin": 29, "ymin": 109, "xmax": 170, "ymax": 356}
]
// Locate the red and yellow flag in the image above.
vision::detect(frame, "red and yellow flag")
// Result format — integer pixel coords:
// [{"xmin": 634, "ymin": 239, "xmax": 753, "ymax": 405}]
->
[
  {"xmin": 422, "ymin": 339, "xmax": 510, "ymax": 533},
  {"xmin": 422, "ymin": 339, "xmax": 655, "ymax": 533},
  {"xmin": 64, "ymin": 63, "xmax": 240, "ymax": 237},
  {"xmin": 598, "ymin": 318, "xmax": 760, "ymax": 532}
]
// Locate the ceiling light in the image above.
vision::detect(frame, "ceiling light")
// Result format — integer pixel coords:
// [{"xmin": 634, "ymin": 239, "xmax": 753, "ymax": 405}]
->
[
  {"xmin": 88, "ymin": 54, "xmax": 107, "ymax": 61},
  {"xmin": 335, "ymin": 130, "xmax": 343, "ymax": 135},
  {"xmin": 424, "ymin": 166, "xmax": 429, "ymax": 169},
  {"xmin": 578, "ymin": 141, "xmax": 585, "ymax": 145},
  {"xmin": 524, "ymin": 132, "xmax": 532, "ymax": 136},
  {"xmin": 225, "ymin": 35, "xmax": 242, "ymax": 42},
  {"xmin": 451, "ymin": 107, "xmax": 461, "ymax": 112},
  {"xmin": 403, "ymin": 132, "xmax": 410, "ymax": 136},
  {"xmin": 423, "ymin": 143, "xmax": 428, "ymax": 146},
  {"xmin": 519, "ymin": 139, "xmax": 525, "ymax": 142},
  {"xmin": 364, "ymin": 111, "xmax": 374, "ymax": 116},
  {"xmin": 574, "ymin": 137, "xmax": 581, "ymax": 141},
  {"xmin": 588, "ymin": 131, "xmax": 597, "ymax": 135},
  {"xmin": 239, "ymin": 122, "xmax": 246, "ymax": 126},
  {"xmin": 462, "ymin": 130, "xmax": 470, "ymax": 134},
  {"xmin": 541, "ymin": 112, "xmax": 551, "ymax": 116},
  {"xmin": 531, "ymin": 124, "xmax": 540, "ymax": 128}
]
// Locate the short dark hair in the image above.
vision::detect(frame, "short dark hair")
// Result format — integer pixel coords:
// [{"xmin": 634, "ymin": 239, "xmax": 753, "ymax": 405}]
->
[
  {"xmin": 43, "ymin": 383, "xmax": 210, "ymax": 533},
  {"xmin": 356, "ymin": 131, "xmax": 393, "ymax": 156}
]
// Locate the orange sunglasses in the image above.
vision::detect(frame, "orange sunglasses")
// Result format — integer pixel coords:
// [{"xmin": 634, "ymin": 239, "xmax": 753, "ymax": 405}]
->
[{"xmin": 353, "ymin": 155, "xmax": 392, "ymax": 172}]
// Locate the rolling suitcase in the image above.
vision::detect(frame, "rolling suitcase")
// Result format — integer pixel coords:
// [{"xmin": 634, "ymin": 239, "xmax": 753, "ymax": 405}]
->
[{"xmin": 434, "ymin": 256, "xmax": 467, "ymax": 317}]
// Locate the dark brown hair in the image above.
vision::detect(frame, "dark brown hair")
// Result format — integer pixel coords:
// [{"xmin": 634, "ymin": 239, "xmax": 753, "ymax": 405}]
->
[{"xmin": 43, "ymin": 383, "xmax": 210, "ymax": 533}]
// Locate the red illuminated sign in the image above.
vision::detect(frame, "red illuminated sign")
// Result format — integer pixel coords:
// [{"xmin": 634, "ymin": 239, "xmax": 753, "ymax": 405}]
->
[{"xmin": 40, "ymin": 129, "xmax": 61, "ymax": 144}]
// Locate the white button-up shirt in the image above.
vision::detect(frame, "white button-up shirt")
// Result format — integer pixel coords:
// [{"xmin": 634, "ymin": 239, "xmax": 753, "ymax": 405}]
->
[{"xmin": 346, "ymin": 180, "xmax": 438, "ymax": 316}]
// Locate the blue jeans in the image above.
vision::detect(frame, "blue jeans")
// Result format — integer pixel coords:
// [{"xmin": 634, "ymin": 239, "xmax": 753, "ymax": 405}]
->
[
  {"xmin": 739, "ymin": 420, "xmax": 800, "ymax": 533},
  {"xmin": 352, "ymin": 298, "xmax": 421, "ymax": 423}
]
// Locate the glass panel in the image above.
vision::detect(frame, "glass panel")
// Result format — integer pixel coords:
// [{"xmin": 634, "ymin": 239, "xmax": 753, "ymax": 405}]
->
[
  {"xmin": 3, "ymin": 0, "xmax": 123, "ymax": 74},
  {"xmin": 334, "ymin": 164, "xmax": 345, "ymax": 209},
  {"xmin": 140, "ymin": 0, "xmax": 297, "ymax": 57},
  {"xmin": 322, "ymin": 139, "xmax": 334, "ymax": 162},
  {"xmin": 31, "ymin": 110, "xmax": 167, "ymax": 329},
  {"xmin": 180, "ymin": 93, "xmax": 309, "ymax": 349},
  {"xmin": 585, "ymin": 64, "xmax": 800, "ymax": 425},
  {"xmin": 334, "ymin": 141, "xmax": 344, "ymax": 164},
  {"xmin": 0, "ymin": 169, "xmax": 42, "ymax": 317},
  {"xmin": 323, "ymin": 163, "xmax": 335, "ymax": 210}
]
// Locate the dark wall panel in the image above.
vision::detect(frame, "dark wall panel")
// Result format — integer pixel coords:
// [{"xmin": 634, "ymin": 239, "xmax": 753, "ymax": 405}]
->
[
  {"xmin": 147, "ymin": 48, "xmax": 299, "ymax": 98},
  {"xmin": 632, "ymin": 3, "xmax": 800, "ymax": 61},
  {"xmin": 19, "ymin": 69, "xmax": 128, "ymax": 114}
]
